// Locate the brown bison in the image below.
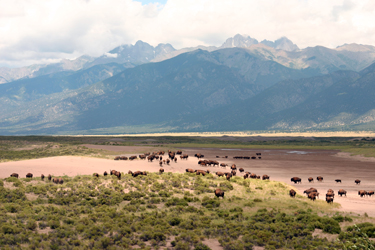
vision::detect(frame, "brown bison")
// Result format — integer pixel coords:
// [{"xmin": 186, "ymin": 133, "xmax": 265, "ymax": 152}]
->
[
  {"xmin": 250, "ymin": 173, "xmax": 257, "ymax": 179},
  {"xmin": 103, "ymin": 171, "xmax": 108, "ymax": 176},
  {"xmin": 226, "ymin": 173, "xmax": 232, "ymax": 181},
  {"xmin": 176, "ymin": 150, "xmax": 182, "ymax": 155},
  {"xmin": 335, "ymin": 179, "xmax": 341, "ymax": 183},
  {"xmin": 58, "ymin": 178, "xmax": 64, "ymax": 184},
  {"xmin": 367, "ymin": 191, "xmax": 374, "ymax": 196},
  {"xmin": 129, "ymin": 156, "xmax": 137, "ymax": 160},
  {"xmin": 308, "ymin": 177, "xmax": 314, "ymax": 183},
  {"xmin": 132, "ymin": 171, "xmax": 142, "ymax": 177},
  {"xmin": 180, "ymin": 154, "xmax": 189, "ymax": 160},
  {"xmin": 355, "ymin": 179, "xmax": 361, "ymax": 185},
  {"xmin": 41, "ymin": 174, "xmax": 45, "ymax": 181},
  {"xmin": 186, "ymin": 168, "xmax": 195, "ymax": 173},
  {"xmin": 10, "ymin": 173, "xmax": 19, "ymax": 178},
  {"xmin": 317, "ymin": 176, "xmax": 323, "ymax": 182},
  {"xmin": 93, "ymin": 173, "xmax": 99, "ymax": 178},
  {"xmin": 338, "ymin": 189, "xmax": 347, "ymax": 197},
  {"xmin": 48, "ymin": 174, "xmax": 52, "ymax": 181},
  {"xmin": 216, "ymin": 171, "xmax": 225, "ymax": 177},
  {"xmin": 243, "ymin": 173, "xmax": 249, "ymax": 179},
  {"xmin": 159, "ymin": 168, "xmax": 164, "ymax": 174},
  {"xmin": 215, "ymin": 188, "xmax": 224, "ymax": 198},
  {"xmin": 291, "ymin": 177, "xmax": 302, "ymax": 184},
  {"xmin": 114, "ymin": 156, "xmax": 120, "ymax": 160},
  {"xmin": 304, "ymin": 188, "xmax": 318, "ymax": 195},
  {"xmin": 115, "ymin": 171, "xmax": 121, "ymax": 179},
  {"xmin": 326, "ymin": 192, "xmax": 335, "ymax": 198},
  {"xmin": 231, "ymin": 170, "xmax": 236, "ymax": 176},
  {"xmin": 220, "ymin": 163, "xmax": 227, "ymax": 168},
  {"xmin": 358, "ymin": 190, "xmax": 367, "ymax": 197},
  {"xmin": 52, "ymin": 178, "xmax": 58, "ymax": 184},
  {"xmin": 26, "ymin": 173, "xmax": 33, "ymax": 178},
  {"xmin": 230, "ymin": 164, "xmax": 237, "ymax": 170},
  {"xmin": 239, "ymin": 168, "xmax": 244, "ymax": 172},
  {"xmin": 326, "ymin": 197, "xmax": 334, "ymax": 204},
  {"xmin": 289, "ymin": 189, "xmax": 296, "ymax": 197},
  {"xmin": 262, "ymin": 175, "xmax": 270, "ymax": 180},
  {"xmin": 110, "ymin": 170, "xmax": 117, "ymax": 175},
  {"xmin": 308, "ymin": 192, "xmax": 318, "ymax": 201}
]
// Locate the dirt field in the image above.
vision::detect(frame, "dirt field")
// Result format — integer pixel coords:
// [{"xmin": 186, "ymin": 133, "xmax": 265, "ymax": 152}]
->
[{"xmin": 1, "ymin": 145, "xmax": 374, "ymax": 217}]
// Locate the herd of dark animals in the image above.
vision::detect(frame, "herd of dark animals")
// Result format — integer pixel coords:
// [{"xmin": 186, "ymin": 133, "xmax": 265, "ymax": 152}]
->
[
  {"xmin": 8, "ymin": 150, "xmax": 374, "ymax": 204},
  {"xmin": 290, "ymin": 176, "xmax": 374, "ymax": 204}
]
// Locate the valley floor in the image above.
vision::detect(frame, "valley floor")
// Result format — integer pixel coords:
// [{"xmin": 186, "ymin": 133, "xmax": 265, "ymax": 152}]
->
[{"xmin": 1, "ymin": 145, "xmax": 374, "ymax": 217}]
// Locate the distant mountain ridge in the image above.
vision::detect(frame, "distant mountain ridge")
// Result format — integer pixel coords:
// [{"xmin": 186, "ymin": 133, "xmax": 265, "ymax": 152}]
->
[{"xmin": 3, "ymin": 34, "xmax": 375, "ymax": 84}]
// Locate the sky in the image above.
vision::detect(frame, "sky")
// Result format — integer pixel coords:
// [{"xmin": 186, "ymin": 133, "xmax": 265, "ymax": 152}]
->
[{"xmin": 1, "ymin": 0, "xmax": 375, "ymax": 68}]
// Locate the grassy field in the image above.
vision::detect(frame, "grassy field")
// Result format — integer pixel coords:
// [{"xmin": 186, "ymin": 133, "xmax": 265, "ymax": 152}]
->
[
  {"xmin": 2, "ymin": 135, "xmax": 375, "ymax": 162},
  {"xmin": 1, "ymin": 172, "xmax": 374, "ymax": 249}
]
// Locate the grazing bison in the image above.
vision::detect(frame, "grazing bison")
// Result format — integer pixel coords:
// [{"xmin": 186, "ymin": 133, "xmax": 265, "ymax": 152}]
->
[
  {"xmin": 159, "ymin": 168, "xmax": 164, "ymax": 174},
  {"xmin": 10, "ymin": 173, "xmax": 19, "ymax": 178},
  {"xmin": 48, "ymin": 174, "xmax": 52, "ymax": 181},
  {"xmin": 262, "ymin": 175, "xmax": 270, "ymax": 180},
  {"xmin": 291, "ymin": 177, "xmax": 302, "ymax": 184},
  {"xmin": 226, "ymin": 173, "xmax": 232, "ymax": 181},
  {"xmin": 41, "ymin": 174, "xmax": 45, "ymax": 181},
  {"xmin": 114, "ymin": 171, "xmax": 121, "ymax": 179},
  {"xmin": 52, "ymin": 178, "xmax": 58, "ymax": 184},
  {"xmin": 250, "ymin": 173, "xmax": 257, "ymax": 179},
  {"xmin": 93, "ymin": 173, "xmax": 99, "ymax": 178},
  {"xmin": 304, "ymin": 188, "xmax": 318, "ymax": 195},
  {"xmin": 129, "ymin": 156, "xmax": 137, "ymax": 160},
  {"xmin": 176, "ymin": 150, "xmax": 182, "ymax": 155},
  {"xmin": 215, "ymin": 188, "xmax": 224, "ymax": 198},
  {"xmin": 326, "ymin": 197, "xmax": 334, "ymax": 204},
  {"xmin": 230, "ymin": 164, "xmax": 237, "ymax": 170},
  {"xmin": 216, "ymin": 172, "xmax": 225, "ymax": 177},
  {"xmin": 114, "ymin": 156, "xmax": 120, "ymax": 160},
  {"xmin": 317, "ymin": 176, "xmax": 323, "ymax": 182},
  {"xmin": 220, "ymin": 163, "xmax": 227, "ymax": 168},
  {"xmin": 26, "ymin": 173, "xmax": 33, "ymax": 178},
  {"xmin": 239, "ymin": 168, "xmax": 244, "ymax": 172},
  {"xmin": 308, "ymin": 177, "xmax": 314, "ymax": 183},
  {"xmin": 289, "ymin": 189, "xmax": 296, "ymax": 197},
  {"xmin": 367, "ymin": 191, "xmax": 374, "ymax": 197},
  {"xmin": 358, "ymin": 190, "xmax": 367, "ymax": 197},
  {"xmin": 338, "ymin": 189, "xmax": 347, "ymax": 197},
  {"xmin": 104, "ymin": 171, "xmax": 108, "ymax": 176},
  {"xmin": 355, "ymin": 179, "xmax": 361, "ymax": 185},
  {"xmin": 186, "ymin": 169, "xmax": 195, "ymax": 173},
  {"xmin": 308, "ymin": 192, "xmax": 318, "ymax": 201},
  {"xmin": 326, "ymin": 192, "xmax": 335, "ymax": 198},
  {"xmin": 132, "ymin": 171, "xmax": 142, "ymax": 177},
  {"xmin": 335, "ymin": 179, "xmax": 341, "ymax": 183}
]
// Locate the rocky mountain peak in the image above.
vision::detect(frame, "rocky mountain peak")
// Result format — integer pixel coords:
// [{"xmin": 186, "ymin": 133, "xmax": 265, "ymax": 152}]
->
[
  {"xmin": 221, "ymin": 34, "xmax": 258, "ymax": 48},
  {"xmin": 261, "ymin": 37, "xmax": 299, "ymax": 51}
]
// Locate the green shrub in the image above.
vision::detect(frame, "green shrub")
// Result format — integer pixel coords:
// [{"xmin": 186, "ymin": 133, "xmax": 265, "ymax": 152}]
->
[{"xmin": 169, "ymin": 218, "xmax": 182, "ymax": 226}]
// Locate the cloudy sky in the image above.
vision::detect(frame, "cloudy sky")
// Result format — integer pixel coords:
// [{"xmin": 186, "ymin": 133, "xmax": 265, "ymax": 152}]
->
[{"xmin": 1, "ymin": 0, "xmax": 375, "ymax": 68}]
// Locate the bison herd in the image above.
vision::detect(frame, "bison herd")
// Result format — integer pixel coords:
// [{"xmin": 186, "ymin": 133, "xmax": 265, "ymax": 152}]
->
[
  {"xmin": 9, "ymin": 173, "xmax": 63, "ymax": 184},
  {"xmin": 289, "ymin": 176, "xmax": 374, "ymax": 203}
]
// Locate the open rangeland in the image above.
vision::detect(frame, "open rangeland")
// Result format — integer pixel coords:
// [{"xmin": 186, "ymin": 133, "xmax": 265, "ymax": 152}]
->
[
  {"xmin": 1, "ymin": 139, "xmax": 375, "ymax": 249},
  {"xmin": 1, "ymin": 145, "xmax": 375, "ymax": 217}
]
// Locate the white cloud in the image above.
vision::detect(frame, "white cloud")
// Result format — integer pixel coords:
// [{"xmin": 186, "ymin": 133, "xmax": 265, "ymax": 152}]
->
[{"xmin": 1, "ymin": 0, "xmax": 375, "ymax": 67}]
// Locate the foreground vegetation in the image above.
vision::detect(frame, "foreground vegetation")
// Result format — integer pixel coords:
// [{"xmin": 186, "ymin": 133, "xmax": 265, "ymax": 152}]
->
[{"xmin": 0, "ymin": 172, "xmax": 374, "ymax": 249}]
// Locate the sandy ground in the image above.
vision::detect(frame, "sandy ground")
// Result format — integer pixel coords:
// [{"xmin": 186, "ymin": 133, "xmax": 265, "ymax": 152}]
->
[{"xmin": 1, "ymin": 146, "xmax": 374, "ymax": 217}]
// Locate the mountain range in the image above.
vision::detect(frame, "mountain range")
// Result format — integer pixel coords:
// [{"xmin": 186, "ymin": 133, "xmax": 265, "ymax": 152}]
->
[{"xmin": 1, "ymin": 34, "xmax": 375, "ymax": 135}]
